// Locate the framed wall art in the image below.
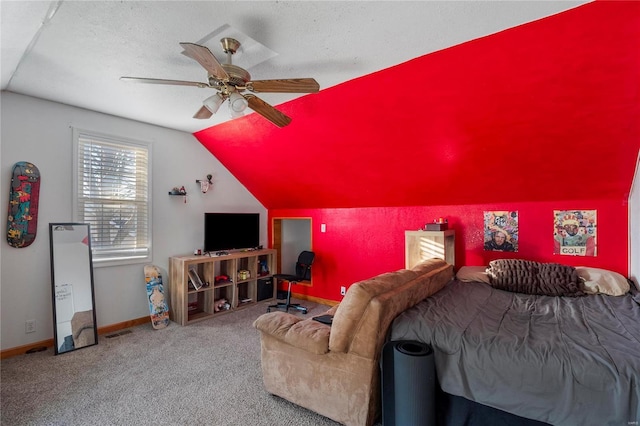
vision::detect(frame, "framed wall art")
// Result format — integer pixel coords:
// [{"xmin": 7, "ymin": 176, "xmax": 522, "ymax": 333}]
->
[
  {"xmin": 553, "ymin": 210, "xmax": 597, "ymax": 256},
  {"xmin": 483, "ymin": 211, "xmax": 518, "ymax": 252}
]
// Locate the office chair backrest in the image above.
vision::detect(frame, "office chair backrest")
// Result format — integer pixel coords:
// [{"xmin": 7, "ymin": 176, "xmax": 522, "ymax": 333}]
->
[{"xmin": 295, "ymin": 251, "xmax": 315, "ymax": 281}]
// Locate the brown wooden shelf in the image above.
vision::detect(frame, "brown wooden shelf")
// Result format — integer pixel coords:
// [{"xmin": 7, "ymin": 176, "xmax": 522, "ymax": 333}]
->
[{"xmin": 169, "ymin": 249, "xmax": 277, "ymax": 326}]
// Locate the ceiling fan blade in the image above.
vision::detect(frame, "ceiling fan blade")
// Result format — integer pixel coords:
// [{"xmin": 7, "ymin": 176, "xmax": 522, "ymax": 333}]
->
[
  {"xmin": 245, "ymin": 95, "xmax": 292, "ymax": 127},
  {"xmin": 247, "ymin": 78, "xmax": 320, "ymax": 93},
  {"xmin": 120, "ymin": 76, "xmax": 209, "ymax": 88},
  {"xmin": 193, "ymin": 105, "xmax": 213, "ymax": 119},
  {"xmin": 179, "ymin": 42, "xmax": 229, "ymax": 81}
]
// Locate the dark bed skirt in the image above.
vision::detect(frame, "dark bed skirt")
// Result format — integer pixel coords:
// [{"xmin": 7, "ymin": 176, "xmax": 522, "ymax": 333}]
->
[{"xmin": 435, "ymin": 386, "xmax": 551, "ymax": 426}]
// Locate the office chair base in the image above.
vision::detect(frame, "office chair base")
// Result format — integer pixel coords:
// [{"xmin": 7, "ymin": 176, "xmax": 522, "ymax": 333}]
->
[
  {"xmin": 267, "ymin": 279, "xmax": 307, "ymax": 314},
  {"xmin": 267, "ymin": 303, "xmax": 308, "ymax": 314}
]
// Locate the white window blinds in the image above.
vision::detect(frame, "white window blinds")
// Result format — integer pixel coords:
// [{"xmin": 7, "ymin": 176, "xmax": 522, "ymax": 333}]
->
[{"xmin": 73, "ymin": 129, "xmax": 151, "ymax": 264}]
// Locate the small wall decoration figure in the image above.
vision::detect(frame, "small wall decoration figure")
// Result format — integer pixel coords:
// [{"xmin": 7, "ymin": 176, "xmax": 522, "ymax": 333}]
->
[
  {"xmin": 483, "ymin": 211, "xmax": 518, "ymax": 252},
  {"xmin": 553, "ymin": 210, "xmax": 597, "ymax": 256}
]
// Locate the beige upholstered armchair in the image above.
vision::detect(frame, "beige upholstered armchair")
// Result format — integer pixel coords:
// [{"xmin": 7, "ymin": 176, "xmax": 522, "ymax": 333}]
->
[{"xmin": 253, "ymin": 258, "xmax": 453, "ymax": 426}]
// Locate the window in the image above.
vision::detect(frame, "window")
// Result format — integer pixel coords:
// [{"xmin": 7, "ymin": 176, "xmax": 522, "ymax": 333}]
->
[{"xmin": 73, "ymin": 128, "xmax": 151, "ymax": 266}]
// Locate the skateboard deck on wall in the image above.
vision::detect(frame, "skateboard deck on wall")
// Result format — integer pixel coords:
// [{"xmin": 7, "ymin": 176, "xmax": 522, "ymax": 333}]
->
[
  {"xmin": 6, "ymin": 161, "xmax": 41, "ymax": 248},
  {"xmin": 144, "ymin": 264, "xmax": 170, "ymax": 329}
]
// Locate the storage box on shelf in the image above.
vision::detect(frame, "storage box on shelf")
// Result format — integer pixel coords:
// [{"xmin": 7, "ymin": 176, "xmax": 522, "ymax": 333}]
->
[{"xmin": 169, "ymin": 249, "xmax": 276, "ymax": 326}]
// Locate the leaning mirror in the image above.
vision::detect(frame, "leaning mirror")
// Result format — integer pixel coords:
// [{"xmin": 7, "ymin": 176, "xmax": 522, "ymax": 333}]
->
[{"xmin": 49, "ymin": 223, "xmax": 98, "ymax": 355}]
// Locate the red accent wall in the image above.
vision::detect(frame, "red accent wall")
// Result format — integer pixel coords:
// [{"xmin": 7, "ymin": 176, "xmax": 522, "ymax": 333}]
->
[
  {"xmin": 194, "ymin": 2, "xmax": 639, "ymax": 301},
  {"xmin": 271, "ymin": 199, "xmax": 628, "ymax": 302},
  {"xmin": 196, "ymin": 2, "xmax": 640, "ymax": 210}
]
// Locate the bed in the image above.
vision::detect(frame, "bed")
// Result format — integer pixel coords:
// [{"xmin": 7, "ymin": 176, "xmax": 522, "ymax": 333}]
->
[{"xmin": 390, "ymin": 259, "xmax": 640, "ymax": 426}]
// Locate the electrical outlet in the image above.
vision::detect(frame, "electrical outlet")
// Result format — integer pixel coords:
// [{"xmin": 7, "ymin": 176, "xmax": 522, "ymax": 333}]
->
[
  {"xmin": 340, "ymin": 286, "xmax": 346, "ymax": 296},
  {"xmin": 25, "ymin": 319, "xmax": 36, "ymax": 334}
]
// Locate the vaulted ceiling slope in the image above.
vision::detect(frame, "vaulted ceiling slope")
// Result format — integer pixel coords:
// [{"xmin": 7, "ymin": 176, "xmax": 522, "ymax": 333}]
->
[
  {"xmin": 1, "ymin": 1, "xmax": 586, "ymax": 133},
  {"xmin": 195, "ymin": 1, "xmax": 640, "ymax": 210}
]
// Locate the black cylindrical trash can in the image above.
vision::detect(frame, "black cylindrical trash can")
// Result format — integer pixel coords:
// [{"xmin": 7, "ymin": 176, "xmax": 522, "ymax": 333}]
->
[{"xmin": 381, "ymin": 340, "xmax": 435, "ymax": 426}]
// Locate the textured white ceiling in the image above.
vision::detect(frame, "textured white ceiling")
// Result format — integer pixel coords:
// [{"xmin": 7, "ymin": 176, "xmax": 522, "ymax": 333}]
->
[{"xmin": 1, "ymin": 1, "xmax": 587, "ymax": 133}]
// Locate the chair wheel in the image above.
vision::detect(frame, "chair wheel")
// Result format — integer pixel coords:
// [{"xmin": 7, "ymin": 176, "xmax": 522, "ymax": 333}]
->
[
  {"xmin": 267, "ymin": 308, "xmax": 271, "ymax": 313},
  {"xmin": 302, "ymin": 309, "xmax": 308, "ymax": 314}
]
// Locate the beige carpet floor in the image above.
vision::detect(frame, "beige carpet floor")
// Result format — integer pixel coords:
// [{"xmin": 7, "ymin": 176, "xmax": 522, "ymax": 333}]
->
[{"xmin": 1, "ymin": 299, "xmax": 343, "ymax": 426}]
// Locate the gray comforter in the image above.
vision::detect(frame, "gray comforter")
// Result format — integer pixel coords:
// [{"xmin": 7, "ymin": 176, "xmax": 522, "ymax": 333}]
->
[{"xmin": 390, "ymin": 279, "xmax": 640, "ymax": 426}]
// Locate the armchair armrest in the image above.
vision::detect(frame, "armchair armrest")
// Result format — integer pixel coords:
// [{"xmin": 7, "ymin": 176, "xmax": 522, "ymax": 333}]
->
[{"xmin": 253, "ymin": 312, "xmax": 330, "ymax": 355}]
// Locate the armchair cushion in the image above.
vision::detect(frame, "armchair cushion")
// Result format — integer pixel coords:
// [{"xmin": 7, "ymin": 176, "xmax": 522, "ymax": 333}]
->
[{"xmin": 254, "ymin": 311, "xmax": 330, "ymax": 355}]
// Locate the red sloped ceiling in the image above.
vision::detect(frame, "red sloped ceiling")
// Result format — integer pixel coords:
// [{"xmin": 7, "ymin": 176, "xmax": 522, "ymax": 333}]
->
[{"xmin": 195, "ymin": 1, "xmax": 640, "ymax": 210}]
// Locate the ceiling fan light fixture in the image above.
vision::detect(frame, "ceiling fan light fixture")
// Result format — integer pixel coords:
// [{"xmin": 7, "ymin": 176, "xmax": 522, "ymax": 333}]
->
[
  {"xmin": 230, "ymin": 109, "xmax": 245, "ymax": 119},
  {"xmin": 203, "ymin": 93, "xmax": 225, "ymax": 114},
  {"xmin": 124, "ymin": 39, "xmax": 318, "ymax": 127},
  {"xmin": 229, "ymin": 91, "xmax": 248, "ymax": 114}
]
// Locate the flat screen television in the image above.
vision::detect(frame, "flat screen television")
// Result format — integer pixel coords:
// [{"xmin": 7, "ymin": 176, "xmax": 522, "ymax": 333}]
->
[{"xmin": 204, "ymin": 213, "xmax": 260, "ymax": 253}]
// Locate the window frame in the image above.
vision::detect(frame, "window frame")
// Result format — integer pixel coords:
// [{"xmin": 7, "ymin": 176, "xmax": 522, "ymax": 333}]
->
[{"xmin": 72, "ymin": 128, "xmax": 152, "ymax": 267}]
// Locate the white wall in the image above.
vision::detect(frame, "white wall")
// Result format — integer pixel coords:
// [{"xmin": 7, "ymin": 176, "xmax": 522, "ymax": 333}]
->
[{"xmin": 0, "ymin": 92, "xmax": 267, "ymax": 351}]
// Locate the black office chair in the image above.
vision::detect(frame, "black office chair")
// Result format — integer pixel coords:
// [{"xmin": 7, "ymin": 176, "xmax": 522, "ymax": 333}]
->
[{"xmin": 267, "ymin": 250, "xmax": 315, "ymax": 314}]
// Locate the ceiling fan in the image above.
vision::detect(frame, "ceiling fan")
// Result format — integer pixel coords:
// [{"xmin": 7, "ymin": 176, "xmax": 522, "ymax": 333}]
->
[{"xmin": 121, "ymin": 38, "xmax": 319, "ymax": 127}]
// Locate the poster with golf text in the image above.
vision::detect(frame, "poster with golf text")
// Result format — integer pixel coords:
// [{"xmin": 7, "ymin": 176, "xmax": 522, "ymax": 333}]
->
[
  {"xmin": 553, "ymin": 210, "xmax": 597, "ymax": 256},
  {"xmin": 483, "ymin": 211, "xmax": 518, "ymax": 252}
]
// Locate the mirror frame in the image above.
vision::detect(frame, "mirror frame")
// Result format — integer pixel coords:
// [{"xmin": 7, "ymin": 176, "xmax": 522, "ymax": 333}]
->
[{"xmin": 49, "ymin": 223, "xmax": 98, "ymax": 355}]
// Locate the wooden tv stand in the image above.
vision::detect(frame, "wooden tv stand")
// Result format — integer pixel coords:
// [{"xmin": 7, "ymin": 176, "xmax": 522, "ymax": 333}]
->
[{"xmin": 168, "ymin": 249, "xmax": 276, "ymax": 326}]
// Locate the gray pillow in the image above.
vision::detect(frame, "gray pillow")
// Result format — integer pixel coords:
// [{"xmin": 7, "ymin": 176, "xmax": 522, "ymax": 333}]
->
[{"xmin": 456, "ymin": 266, "xmax": 490, "ymax": 284}]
